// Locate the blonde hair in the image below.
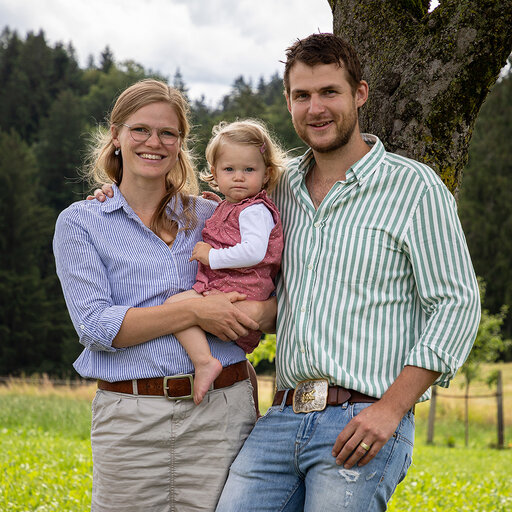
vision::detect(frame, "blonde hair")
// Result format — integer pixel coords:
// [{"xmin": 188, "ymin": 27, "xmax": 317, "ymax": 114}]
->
[
  {"xmin": 84, "ymin": 79, "xmax": 199, "ymax": 236},
  {"xmin": 201, "ymin": 119, "xmax": 287, "ymax": 193}
]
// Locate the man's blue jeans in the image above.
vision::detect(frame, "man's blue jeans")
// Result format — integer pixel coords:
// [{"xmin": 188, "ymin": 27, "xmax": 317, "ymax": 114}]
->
[{"xmin": 216, "ymin": 399, "xmax": 414, "ymax": 511}]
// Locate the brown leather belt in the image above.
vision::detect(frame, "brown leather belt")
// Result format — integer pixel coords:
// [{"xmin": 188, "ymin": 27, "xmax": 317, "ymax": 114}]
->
[
  {"xmin": 273, "ymin": 385, "xmax": 378, "ymax": 407},
  {"xmin": 97, "ymin": 360, "xmax": 248, "ymax": 399}
]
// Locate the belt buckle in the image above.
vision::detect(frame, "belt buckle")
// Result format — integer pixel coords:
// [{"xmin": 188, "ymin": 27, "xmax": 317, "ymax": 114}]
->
[
  {"xmin": 292, "ymin": 379, "xmax": 329, "ymax": 413},
  {"xmin": 163, "ymin": 374, "xmax": 194, "ymax": 400}
]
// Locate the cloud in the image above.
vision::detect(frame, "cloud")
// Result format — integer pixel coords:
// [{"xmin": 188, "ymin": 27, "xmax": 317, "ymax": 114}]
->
[{"xmin": 0, "ymin": 0, "xmax": 333, "ymax": 103}]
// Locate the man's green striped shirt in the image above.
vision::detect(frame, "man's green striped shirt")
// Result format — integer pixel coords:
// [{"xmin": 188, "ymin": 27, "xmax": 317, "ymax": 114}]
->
[{"xmin": 271, "ymin": 135, "xmax": 480, "ymax": 402}]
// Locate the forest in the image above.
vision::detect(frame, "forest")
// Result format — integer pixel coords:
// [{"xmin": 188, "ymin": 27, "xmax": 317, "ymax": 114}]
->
[{"xmin": 0, "ymin": 27, "xmax": 511, "ymax": 376}]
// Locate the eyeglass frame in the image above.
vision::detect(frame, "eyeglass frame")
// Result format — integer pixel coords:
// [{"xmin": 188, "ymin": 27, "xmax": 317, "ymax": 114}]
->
[{"xmin": 118, "ymin": 123, "xmax": 182, "ymax": 146}]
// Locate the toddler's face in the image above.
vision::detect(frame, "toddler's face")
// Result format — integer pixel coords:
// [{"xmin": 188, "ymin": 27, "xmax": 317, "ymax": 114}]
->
[{"xmin": 212, "ymin": 142, "xmax": 270, "ymax": 203}]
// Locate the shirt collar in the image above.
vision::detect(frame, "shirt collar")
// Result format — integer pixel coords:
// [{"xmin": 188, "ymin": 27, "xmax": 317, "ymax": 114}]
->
[
  {"xmin": 296, "ymin": 133, "xmax": 386, "ymax": 186},
  {"xmin": 99, "ymin": 183, "xmax": 185, "ymax": 218}
]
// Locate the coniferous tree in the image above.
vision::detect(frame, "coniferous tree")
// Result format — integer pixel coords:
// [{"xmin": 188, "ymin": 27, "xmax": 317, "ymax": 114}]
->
[
  {"xmin": 36, "ymin": 89, "xmax": 87, "ymax": 211},
  {"xmin": 0, "ymin": 131, "xmax": 59, "ymax": 375},
  {"xmin": 221, "ymin": 76, "xmax": 265, "ymax": 119},
  {"xmin": 459, "ymin": 67, "xmax": 512, "ymax": 340},
  {"xmin": 99, "ymin": 45, "xmax": 115, "ymax": 73},
  {"xmin": 173, "ymin": 68, "xmax": 189, "ymax": 101}
]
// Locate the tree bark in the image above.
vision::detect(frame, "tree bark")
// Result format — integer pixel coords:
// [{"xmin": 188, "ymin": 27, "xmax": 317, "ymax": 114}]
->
[{"xmin": 329, "ymin": 0, "xmax": 512, "ymax": 195}]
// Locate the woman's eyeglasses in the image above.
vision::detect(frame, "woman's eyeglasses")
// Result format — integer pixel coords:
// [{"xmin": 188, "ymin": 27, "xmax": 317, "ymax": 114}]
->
[{"xmin": 120, "ymin": 123, "xmax": 181, "ymax": 146}]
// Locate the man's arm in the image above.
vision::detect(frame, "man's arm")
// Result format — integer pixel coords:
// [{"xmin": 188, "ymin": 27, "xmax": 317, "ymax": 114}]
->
[
  {"xmin": 332, "ymin": 182, "xmax": 479, "ymax": 468},
  {"xmin": 332, "ymin": 365, "xmax": 440, "ymax": 468}
]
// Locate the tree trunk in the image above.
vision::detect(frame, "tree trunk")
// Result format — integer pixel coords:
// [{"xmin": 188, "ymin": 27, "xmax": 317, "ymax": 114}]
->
[{"xmin": 329, "ymin": 0, "xmax": 512, "ymax": 195}]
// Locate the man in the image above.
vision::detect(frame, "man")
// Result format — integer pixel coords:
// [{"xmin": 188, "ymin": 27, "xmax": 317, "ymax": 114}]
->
[{"xmin": 216, "ymin": 33, "xmax": 480, "ymax": 511}]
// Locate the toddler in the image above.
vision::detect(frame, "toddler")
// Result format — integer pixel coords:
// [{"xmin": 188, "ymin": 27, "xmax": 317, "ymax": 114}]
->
[{"xmin": 167, "ymin": 119, "xmax": 286, "ymax": 404}]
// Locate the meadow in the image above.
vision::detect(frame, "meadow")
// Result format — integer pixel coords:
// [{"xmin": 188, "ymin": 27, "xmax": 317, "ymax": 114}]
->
[{"xmin": 0, "ymin": 364, "xmax": 511, "ymax": 512}]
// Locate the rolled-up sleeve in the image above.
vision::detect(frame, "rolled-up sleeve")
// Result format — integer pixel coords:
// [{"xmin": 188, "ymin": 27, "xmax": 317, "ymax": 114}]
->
[
  {"xmin": 403, "ymin": 184, "xmax": 481, "ymax": 387},
  {"xmin": 53, "ymin": 206, "xmax": 130, "ymax": 351}
]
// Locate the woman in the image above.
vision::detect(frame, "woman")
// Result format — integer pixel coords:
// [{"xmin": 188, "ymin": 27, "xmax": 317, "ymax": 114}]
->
[{"xmin": 53, "ymin": 79, "xmax": 273, "ymax": 512}]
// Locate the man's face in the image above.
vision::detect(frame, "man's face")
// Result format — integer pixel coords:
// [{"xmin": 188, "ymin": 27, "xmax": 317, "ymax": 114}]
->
[{"xmin": 286, "ymin": 62, "xmax": 367, "ymax": 154}]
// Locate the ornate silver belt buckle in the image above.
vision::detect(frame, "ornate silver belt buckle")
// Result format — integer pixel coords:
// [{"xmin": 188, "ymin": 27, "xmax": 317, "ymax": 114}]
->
[{"xmin": 292, "ymin": 379, "xmax": 329, "ymax": 413}]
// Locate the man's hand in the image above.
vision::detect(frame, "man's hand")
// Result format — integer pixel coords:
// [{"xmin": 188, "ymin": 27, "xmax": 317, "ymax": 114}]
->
[
  {"xmin": 332, "ymin": 366, "xmax": 440, "ymax": 468},
  {"xmin": 190, "ymin": 242, "xmax": 212, "ymax": 265},
  {"xmin": 195, "ymin": 291, "xmax": 259, "ymax": 341},
  {"xmin": 202, "ymin": 191, "xmax": 223, "ymax": 203},
  {"xmin": 331, "ymin": 401, "xmax": 402, "ymax": 468},
  {"xmin": 86, "ymin": 184, "xmax": 114, "ymax": 202}
]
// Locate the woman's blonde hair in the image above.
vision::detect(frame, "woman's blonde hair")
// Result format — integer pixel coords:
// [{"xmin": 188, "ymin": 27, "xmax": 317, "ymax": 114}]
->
[
  {"xmin": 201, "ymin": 119, "xmax": 287, "ymax": 193},
  {"xmin": 84, "ymin": 79, "xmax": 199, "ymax": 236}
]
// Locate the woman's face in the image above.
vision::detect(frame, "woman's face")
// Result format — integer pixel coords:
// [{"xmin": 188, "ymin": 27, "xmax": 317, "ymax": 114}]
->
[{"xmin": 112, "ymin": 101, "xmax": 181, "ymax": 184}]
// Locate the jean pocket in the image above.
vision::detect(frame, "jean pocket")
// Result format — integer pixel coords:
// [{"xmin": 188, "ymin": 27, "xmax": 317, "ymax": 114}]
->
[{"xmin": 395, "ymin": 412, "xmax": 415, "ymax": 449}]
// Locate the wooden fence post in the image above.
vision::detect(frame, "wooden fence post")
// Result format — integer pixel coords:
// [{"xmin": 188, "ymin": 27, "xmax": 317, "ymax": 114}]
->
[
  {"xmin": 497, "ymin": 370, "xmax": 504, "ymax": 449},
  {"xmin": 427, "ymin": 385, "xmax": 437, "ymax": 444}
]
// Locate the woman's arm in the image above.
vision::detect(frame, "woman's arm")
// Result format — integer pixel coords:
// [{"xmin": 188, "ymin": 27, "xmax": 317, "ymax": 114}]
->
[
  {"xmin": 112, "ymin": 292, "xmax": 260, "ymax": 347},
  {"xmin": 54, "ymin": 206, "xmax": 259, "ymax": 351}
]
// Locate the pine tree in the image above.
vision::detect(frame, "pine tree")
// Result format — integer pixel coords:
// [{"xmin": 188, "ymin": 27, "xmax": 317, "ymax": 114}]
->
[
  {"xmin": 0, "ymin": 131, "xmax": 56, "ymax": 374},
  {"xmin": 173, "ymin": 68, "xmax": 189, "ymax": 101},
  {"xmin": 99, "ymin": 46, "xmax": 115, "ymax": 73},
  {"xmin": 35, "ymin": 89, "xmax": 87, "ymax": 211},
  {"xmin": 459, "ymin": 68, "xmax": 512, "ymax": 339}
]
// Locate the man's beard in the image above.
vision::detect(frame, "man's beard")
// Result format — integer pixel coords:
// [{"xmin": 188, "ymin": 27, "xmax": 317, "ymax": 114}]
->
[{"xmin": 295, "ymin": 108, "xmax": 358, "ymax": 154}]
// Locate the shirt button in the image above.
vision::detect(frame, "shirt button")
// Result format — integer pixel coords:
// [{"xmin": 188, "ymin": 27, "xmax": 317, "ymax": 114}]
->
[
  {"xmin": 307, "ymin": 264, "xmax": 313, "ymax": 270},
  {"xmin": 301, "ymin": 306, "xmax": 306, "ymax": 312},
  {"xmin": 80, "ymin": 324, "xmax": 85, "ymax": 330},
  {"xmin": 314, "ymin": 222, "xmax": 321, "ymax": 228},
  {"xmin": 300, "ymin": 348, "xmax": 305, "ymax": 353}
]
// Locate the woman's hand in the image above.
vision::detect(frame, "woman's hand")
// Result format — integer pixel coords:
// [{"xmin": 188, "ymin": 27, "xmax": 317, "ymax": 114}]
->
[
  {"xmin": 193, "ymin": 292, "xmax": 260, "ymax": 341},
  {"xmin": 190, "ymin": 242, "xmax": 212, "ymax": 265},
  {"xmin": 86, "ymin": 184, "xmax": 114, "ymax": 202}
]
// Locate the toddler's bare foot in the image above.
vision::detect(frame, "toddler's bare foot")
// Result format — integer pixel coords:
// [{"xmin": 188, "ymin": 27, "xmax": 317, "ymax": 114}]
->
[{"xmin": 193, "ymin": 357, "xmax": 223, "ymax": 405}]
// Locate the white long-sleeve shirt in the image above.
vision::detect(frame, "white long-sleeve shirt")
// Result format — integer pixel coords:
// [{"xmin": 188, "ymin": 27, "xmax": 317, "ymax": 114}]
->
[{"xmin": 209, "ymin": 203, "xmax": 276, "ymax": 269}]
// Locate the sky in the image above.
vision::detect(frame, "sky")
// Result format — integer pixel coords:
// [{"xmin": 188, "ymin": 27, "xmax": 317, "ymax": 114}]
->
[{"xmin": 0, "ymin": 0, "xmax": 334, "ymax": 106}]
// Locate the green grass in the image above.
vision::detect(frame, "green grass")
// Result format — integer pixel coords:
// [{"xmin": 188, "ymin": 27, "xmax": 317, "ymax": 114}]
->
[
  {"xmin": 0, "ymin": 428, "xmax": 92, "ymax": 511},
  {"xmin": 0, "ymin": 394, "xmax": 93, "ymax": 512},
  {"xmin": 1, "ymin": 391, "xmax": 511, "ymax": 511},
  {"xmin": 0, "ymin": 394, "xmax": 92, "ymax": 440},
  {"xmin": 389, "ymin": 445, "xmax": 512, "ymax": 511}
]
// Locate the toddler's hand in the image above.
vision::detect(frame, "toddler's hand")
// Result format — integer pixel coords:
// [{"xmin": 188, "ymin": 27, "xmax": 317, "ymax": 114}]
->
[{"xmin": 190, "ymin": 242, "xmax": 213, "ymax": 265}]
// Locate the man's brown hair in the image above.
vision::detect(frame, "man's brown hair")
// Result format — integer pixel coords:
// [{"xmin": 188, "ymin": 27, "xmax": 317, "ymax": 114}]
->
[{"xmin": 283, "ymin": 33, "xmax": 362, "ymax": 95}]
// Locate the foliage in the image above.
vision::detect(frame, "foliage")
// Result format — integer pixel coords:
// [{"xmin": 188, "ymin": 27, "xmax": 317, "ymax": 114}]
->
[
  {"xmin": 0, "ymin": 131, "xmax": 59, "ymax": 375},
  {"xmin": 1, "ymin": 22, "xmax": 511, "ymax": 376},
  {"xmin": 247, "ymin": 334, "xmax": 276, "ymax": 367},
  {"xmin": 460, "ymin": 279, "xmax": 510, "ymax": 387},
  {"xmin": 459, "ymin": 68, "xmax": 512, "ymax": 342}
]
